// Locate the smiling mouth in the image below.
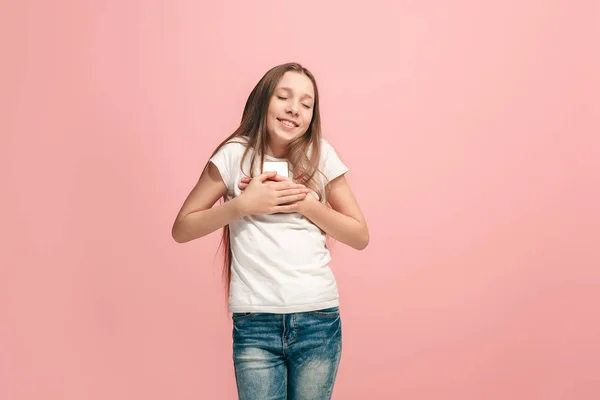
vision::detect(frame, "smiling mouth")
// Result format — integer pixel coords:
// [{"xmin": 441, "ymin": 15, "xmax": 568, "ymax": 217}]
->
[{"xmin": 277, "ymin": 118, "xmax": 298, "ymax": 128}]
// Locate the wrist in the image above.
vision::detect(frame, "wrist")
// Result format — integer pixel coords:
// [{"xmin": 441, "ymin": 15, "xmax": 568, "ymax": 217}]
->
[
  {"xmin": 229, "ymin": 196, "xmax": 248, "ymax": 219},
  {"xmin": 298, "ymin": 193, "xmax": 321, "ymax": 217}
]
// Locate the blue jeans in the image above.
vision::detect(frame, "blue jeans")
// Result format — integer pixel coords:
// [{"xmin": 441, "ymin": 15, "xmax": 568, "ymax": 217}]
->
[{"xmin": 232, "ymin": 306, "xmax": 342, "ymax": 400}]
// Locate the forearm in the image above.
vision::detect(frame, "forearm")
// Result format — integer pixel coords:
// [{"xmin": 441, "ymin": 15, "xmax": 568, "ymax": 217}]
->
[
  {"xmin": 300, "ymin": 199, "xmax": 369, "ymax": 250},
  {"xmin": 172, "ymin": 198, "xmax": 243, "ymax": 243}
]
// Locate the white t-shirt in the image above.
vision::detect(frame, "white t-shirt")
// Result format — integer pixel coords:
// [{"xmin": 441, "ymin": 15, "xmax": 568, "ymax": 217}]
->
[{"xmin": 209, "ymin": 137, "xmax": 349, "ymax": 313}]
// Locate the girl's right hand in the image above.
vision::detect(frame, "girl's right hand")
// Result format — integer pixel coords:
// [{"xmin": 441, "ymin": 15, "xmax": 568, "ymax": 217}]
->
[{"xmin": 237, "ymin": 172, "xmax": 309, "ymax": 216}]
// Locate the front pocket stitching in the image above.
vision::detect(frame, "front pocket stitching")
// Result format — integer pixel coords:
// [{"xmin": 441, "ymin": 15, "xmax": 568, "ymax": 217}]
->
[
  {"xmin": 232, "ymin": 313, "xmax": 257, "ymax": 322},
  {"xmin": 308, "ymin": 311, "xmax": 339, "ymax": 318}
]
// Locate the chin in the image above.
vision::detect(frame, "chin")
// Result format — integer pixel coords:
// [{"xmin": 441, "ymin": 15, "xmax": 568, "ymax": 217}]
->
[{"xmin": 270, "ymin": 128, "xmax": 304, "ymax": 144}]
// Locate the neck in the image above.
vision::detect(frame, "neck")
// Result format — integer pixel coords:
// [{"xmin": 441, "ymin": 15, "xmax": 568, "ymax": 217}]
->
[{"xmin": 266, "ymin": 141, "xmax": 288, "ymax": 159}]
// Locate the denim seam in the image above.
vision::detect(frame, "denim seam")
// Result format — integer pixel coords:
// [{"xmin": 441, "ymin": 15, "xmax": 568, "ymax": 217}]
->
[
  {"xmin": 282, "ymin": 314, "xmax": 288, "ymax": 356},
  {"xmin": 288, "ymin": 313, "xmax": 298, "ymax": 344}
]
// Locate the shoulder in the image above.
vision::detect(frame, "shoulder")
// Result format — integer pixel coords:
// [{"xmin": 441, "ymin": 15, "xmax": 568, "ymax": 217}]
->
[
  {"xmin": 221, "ymin": 136, "xmax": 249, "ymax": 152},
  {"xmin": 210, "ymin": 136, "xmax": 250, "ymax": 169},
  {"xmin": 209, "ymin": 137, "xmax": 251, "ymax": 188},
  {"xmin": 212, "ymin": 136, "xmax": 250, "ymax": 159},
  {"xmin": 318, "ymin": 137, "xmax": 344, "ymax": 162},
  {"xmin": 316, "ymin": 137, "xmax": 348, "ymax": 181},
  {"xmin": 320, "ymin": 137, "xmax": 333, "ymax": 151}
]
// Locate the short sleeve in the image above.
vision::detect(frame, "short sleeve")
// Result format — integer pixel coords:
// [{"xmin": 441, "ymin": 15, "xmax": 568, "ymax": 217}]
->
[
  {"xmin": 209, "ymin": 141, "xmax": 244, "ymax": 193},
  {"xmin": 321, "ymin": 139, "xmax": 349, "ymax": 183}
]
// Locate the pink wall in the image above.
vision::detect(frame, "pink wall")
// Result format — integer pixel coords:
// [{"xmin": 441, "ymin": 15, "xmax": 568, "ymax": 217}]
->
[{"xmin": 2, "ymin": 1, "xmax": 599, "ymax": 399}]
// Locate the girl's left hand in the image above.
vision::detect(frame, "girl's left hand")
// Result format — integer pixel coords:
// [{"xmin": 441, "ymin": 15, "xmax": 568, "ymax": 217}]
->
[
  {"xmin": 238, "ymin": 175, "xmax": 317, "ymax": 214},
  {"xmin": 238, "ymin": 174, "xmax": 294, "ymax": 191}
]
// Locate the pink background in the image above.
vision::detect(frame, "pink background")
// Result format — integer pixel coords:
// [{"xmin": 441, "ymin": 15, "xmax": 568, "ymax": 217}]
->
[{"xmin": 2, "ymin": 1, "xmax": 599, "ymax": 399}]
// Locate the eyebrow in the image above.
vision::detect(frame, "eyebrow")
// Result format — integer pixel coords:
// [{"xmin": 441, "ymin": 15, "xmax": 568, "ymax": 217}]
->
[{"xmin": 277, "ymin": 87, "xmax": 314, "ymax": 100}]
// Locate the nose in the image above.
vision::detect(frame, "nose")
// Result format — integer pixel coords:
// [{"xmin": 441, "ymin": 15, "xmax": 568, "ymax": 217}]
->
[{"xmin": 286, "ymin": 103, "xmax": 299, "ymax": 116}]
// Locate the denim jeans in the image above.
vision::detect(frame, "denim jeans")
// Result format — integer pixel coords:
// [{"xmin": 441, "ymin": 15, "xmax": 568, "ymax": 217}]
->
[{"xmin": 232, "ymin": 306, "xmax": 342, "ymax": 400}]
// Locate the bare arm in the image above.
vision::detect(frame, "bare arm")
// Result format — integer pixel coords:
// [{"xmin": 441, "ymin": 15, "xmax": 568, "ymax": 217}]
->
[
  {"xmin": 298, "ymin": 175, "xmax": 369, "ymax": 250},
  {"xmin": 171, "ymin": 162, "xmax": 242, "ymax": 243},
  {"xmin": 172, "ymin": 165, "xmax": 309, "ymax": 243}
]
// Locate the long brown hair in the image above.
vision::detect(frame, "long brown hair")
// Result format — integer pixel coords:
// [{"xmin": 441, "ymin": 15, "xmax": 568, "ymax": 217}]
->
[{"xmin": 205, "ymin": 62, "xmax": 325, "ymax": 299}]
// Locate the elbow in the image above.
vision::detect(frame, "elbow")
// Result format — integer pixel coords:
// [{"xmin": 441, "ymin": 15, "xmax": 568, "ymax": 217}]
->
[
  {"xmin": 352, "ymin": 229, "xmax": 370, "ymax": 251},
  {"xmin": 172, "ymin": 229, "xmax": 185, "ymax": 244},
  {"xmin": 171, "ymin": 221, "xmax": 190, "ymax": 244},
  {"xmin": 172, "ymin": 233, "xmax": 187, "ymax": 244}
]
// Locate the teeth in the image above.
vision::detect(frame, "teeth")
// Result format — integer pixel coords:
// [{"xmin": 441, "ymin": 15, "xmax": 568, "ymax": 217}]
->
[{"xmin": 281, "ymin": 120, "xmax": 295, "ymax": 128}]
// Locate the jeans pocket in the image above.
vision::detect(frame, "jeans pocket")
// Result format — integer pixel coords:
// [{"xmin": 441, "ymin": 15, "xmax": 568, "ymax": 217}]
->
[
  {"xmin": 308, "ymin": 306, "xmax": 340, "ymax": 319},
  {"xmin": 232, "ymin": 312, "xmax": 257, "ymax": 322}
]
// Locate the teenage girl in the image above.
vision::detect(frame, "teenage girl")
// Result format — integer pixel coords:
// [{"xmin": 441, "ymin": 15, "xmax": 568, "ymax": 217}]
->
[{"xmin": 172, "ymin": 62, "xmax": 369, "ymax": 400}]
